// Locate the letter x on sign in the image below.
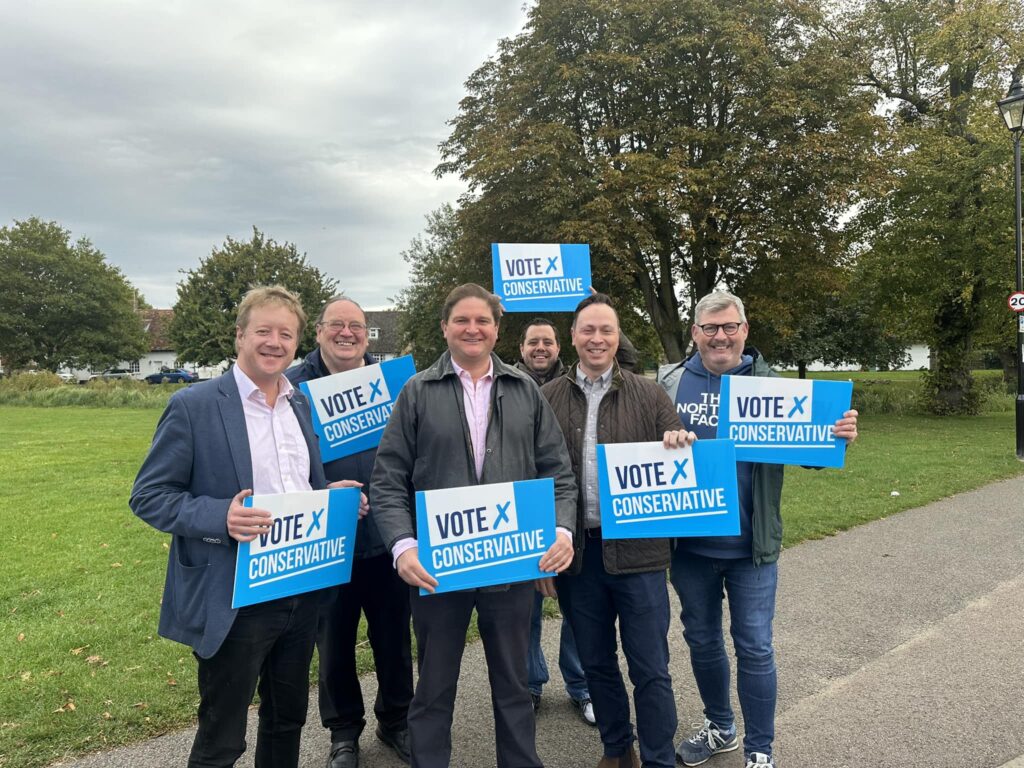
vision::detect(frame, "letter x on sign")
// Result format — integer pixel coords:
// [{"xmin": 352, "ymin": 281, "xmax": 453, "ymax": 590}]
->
[
  {"xmin": 369, "ymin": 379, "xmax": 383, "ymax": 403},
  {"xmin": 546, "ymin": 257, "xmax": 558, "ymax": 274},
  {"xmin": 788, "ymin": 396, "xmax": 808, "ymax": 418},
  {"xmin": 494, "ymin": 501, "xmax": 511, "ymax": 528},
  {"xmin": 672, "ymin": 459, "xmax": 689, "ymax": 483},
  {"xmin": 308, "ymin": 508, "xmax": 324, "ymax": 534}
]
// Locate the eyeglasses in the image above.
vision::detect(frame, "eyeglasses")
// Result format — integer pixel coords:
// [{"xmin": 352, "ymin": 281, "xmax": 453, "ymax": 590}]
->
[
  {"xmin": 318, "ymin": 321, "xmax": 366, "ymax": 334},
  {"xmin": 697, "ymin": 322, "xmax": 743, "ymax": 337}
]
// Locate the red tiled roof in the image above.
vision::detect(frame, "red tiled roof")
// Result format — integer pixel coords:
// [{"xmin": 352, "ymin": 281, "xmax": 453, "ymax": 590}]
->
[{"xmin": 140, "ymin": 309, "xmax": 175, "ymax": 352}]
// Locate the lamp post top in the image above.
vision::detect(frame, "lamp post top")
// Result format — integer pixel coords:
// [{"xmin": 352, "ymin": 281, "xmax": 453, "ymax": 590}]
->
[{"xmin": 998, "ymin": 76, "xmax": 1024, "ymax": 133}]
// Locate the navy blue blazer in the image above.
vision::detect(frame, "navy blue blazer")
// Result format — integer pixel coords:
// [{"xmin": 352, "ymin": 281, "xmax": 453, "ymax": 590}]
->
[{"xmin": 130, "ymin": 369, "xmax": 327, "ymax": 659}]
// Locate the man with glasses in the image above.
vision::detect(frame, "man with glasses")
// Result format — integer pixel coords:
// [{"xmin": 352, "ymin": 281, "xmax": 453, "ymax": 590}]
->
[
  {"xmin": 657, "ymin": 290, "xmax": 858, "ymax": 768},
  {"xmin": 287, "ymin": 296, "xmax": 413, "ymax": 768}
]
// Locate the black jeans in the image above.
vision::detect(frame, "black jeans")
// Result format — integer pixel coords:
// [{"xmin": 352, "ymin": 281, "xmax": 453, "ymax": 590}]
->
[
  {"xmin": 408, "ymin": 582, "xmax": 540, "ymax": 768},
  {"xmin": 317, "ymin": 552, "xmax": 414, "ymax": 740},
  {"xmin": 188, "ymin": 593, "xmax": 319, "ymax": 768}
]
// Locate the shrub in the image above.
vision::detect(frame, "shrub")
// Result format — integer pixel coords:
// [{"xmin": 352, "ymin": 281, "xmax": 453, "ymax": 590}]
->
[{"xmin": 0, "ymin": 375, "xmax": 174, "ymax": 408}]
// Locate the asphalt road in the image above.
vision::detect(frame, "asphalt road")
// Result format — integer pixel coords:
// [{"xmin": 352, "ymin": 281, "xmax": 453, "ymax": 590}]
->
[{"xmin": 54, "ymin": 476, "xmax": 1024, "ymax": 768}]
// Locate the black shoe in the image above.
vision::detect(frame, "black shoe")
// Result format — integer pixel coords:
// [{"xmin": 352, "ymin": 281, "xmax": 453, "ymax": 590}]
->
[
  {"xmin": 375, "ymin": 724, "xmax": 411, "ymax": 765},
  {"xmin": 327, "ymin": 740, "xmax": 359, "ymax": 768},
  {"xmin": 530, "ymin": 692, "xmax": 542, "ymax": 712}
]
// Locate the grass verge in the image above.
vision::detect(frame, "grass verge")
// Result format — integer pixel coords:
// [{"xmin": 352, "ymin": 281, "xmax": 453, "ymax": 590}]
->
[{"xmin": 2, "ymin": 406, "xmax": 1023, "ymax": 767}]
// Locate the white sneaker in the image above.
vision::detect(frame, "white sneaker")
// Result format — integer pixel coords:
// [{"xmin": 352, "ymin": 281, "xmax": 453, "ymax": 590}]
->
[{"xmin": 745, "ymin": 752, "xmax": 775, "ymax": 768}]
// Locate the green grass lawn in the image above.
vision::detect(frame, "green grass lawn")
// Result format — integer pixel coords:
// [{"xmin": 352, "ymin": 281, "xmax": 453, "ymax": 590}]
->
[{"xmin": 2, "ymin": 405, "xmax": 1023, "ymax": 767}]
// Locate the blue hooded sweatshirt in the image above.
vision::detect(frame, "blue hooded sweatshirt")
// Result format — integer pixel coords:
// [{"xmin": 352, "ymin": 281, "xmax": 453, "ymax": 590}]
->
[{"xmin": 673, "ymin": 351, "xmax": 755, "ymax": 559}]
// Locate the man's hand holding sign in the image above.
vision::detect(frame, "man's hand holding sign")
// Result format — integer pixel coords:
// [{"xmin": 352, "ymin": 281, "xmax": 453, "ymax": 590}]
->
[{"xmin": 227, "ymin": 481, "xmax": 368, "ymax": 543}]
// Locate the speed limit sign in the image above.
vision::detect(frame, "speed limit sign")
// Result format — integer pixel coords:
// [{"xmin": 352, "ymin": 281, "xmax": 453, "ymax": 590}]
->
[{"xmin": 1009, "ymin": 292, "xmax": 1024, "ymax": 312}]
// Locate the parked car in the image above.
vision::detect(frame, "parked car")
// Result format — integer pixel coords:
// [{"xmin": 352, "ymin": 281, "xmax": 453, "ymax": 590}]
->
[
  {"xmin": 56, "ymin": 372, "xmax": 76, "ymax": 384},
  {"xmin": 144, "ymin": 367, "xmax": 198, "ymax": 384},
  {"xmin": 89, "ymin": 368, "xmax": 135, "ymax": 381}
]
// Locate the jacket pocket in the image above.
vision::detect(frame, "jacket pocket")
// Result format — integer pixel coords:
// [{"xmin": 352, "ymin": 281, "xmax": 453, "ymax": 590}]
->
[{"xmin": 172, "ymin": 551, "xmax": 209, "ymax": 633}]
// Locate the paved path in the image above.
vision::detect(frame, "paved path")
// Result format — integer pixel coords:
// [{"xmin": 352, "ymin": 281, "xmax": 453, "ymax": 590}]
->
[{"xmin": 55, "ymin": 477, "xmax": 1024, "ymax": 768}]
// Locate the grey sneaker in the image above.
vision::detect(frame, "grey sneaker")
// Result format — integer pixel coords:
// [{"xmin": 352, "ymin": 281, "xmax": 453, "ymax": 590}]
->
[
  {"xmin": 675, "ymin": 719, "xmax": 739, "ymax": 766},
  {"xmin": 744, "ymin": 752, "xmax": 774, "ymax": 768}
]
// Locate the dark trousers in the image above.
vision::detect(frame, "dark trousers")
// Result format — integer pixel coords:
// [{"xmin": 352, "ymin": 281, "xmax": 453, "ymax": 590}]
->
[
  {"xmin": 188, "ymin": 593, "xmax": 319, "ymax": 768},
  {"xmin": 408, "ymin": 582, "xmax": 540, "ymax": 768},
  {"xmin": 558, "ymin": 538, "xmax": 677, "ymax": 768},
  {"xmin": 317, "ymin": 552, "xmax": 414, "ymax": 740}
]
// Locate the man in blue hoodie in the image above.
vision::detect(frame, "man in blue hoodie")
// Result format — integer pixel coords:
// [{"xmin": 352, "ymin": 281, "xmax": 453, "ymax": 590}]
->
[{"xmin": 657, "ymin": 290, "xmax": 858, "ymax": 768}]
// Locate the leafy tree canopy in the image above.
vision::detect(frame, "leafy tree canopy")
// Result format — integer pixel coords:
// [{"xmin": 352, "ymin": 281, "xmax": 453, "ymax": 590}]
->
[
  {"xmin": 0, "ymin": 217, "xmax": 148, "ymax": 371},
  {"xmin": 845, "ymin": 0, "xmax": 1024, "ymax": 413},
  {"xmin": 437, "ymin": 0, "xmax": 882, "ymax": 362},
  {"xmin": 170, "ymin": 228, "xmax": 338, "ymax": 366}
]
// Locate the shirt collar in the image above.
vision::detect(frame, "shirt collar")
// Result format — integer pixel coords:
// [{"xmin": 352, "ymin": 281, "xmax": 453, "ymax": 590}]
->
[
  {"xmin": 451, "ymin": 356, "xmax": 494, "ymax": 382},
  {"xmin": 576, "ymin": 364, "xmax": 613, "ymax": 389},
  {"xmin": 233, "ymin": 364, "xmax": 294, "ymax": 403}
]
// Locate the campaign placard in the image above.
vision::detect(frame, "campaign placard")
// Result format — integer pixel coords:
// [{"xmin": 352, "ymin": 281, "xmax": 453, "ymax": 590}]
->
[
  {"xmin": 300, "ymin": 355, "xmax": 416, "ymax": 462},
  {"xmin": 415, "ymin": 478, "xmax": 556, "ymax": 595},
  {"xmin": 491, "ymin": 243, "xmax": 591, "ymax": 313},
  {"xmin": 232, "ymin": 487, "xmax": 360, "ymax": 608},
  {"xmin": 597, "ymin": 440, "xmax": 740, "ymax": 539},
  {"xmin": 718, "ymin": 376, "xmax": 853, "ymax": 467}
]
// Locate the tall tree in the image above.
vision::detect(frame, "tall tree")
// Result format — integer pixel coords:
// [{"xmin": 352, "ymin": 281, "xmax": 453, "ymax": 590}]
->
[
  {"xmin": 437, "ymin": 0, "xmax": 881, "ymax": 361},
  {"xmin": 849, "ymin": 0, "xmax": 1023, "ymax": 413},
  {"xmin": 170, "ymin": 228, "xmax": 337, "ymax": 366},
  {"xmin": 0, "ymin": 217, "xmax": 148, "ymax": 371}
]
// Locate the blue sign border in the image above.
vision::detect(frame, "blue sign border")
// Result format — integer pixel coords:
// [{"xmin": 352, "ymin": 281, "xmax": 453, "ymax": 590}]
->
[
  {"xmin": 232, "ymin": 487, "xmax": 360, "ymax": 608},
  {"xmin": 415, "ymin": 477, "xmax": 556, "ymax": 595},
  {"xmin": 491, "ymin": 243, "xmax": 591, "ymax": 313},
  {"xmin": 597, "ymin": 440, "xmax": 741, "ymax": 539},
  {"xmin": 718, "ymin": 376, "xmax": 853, "ymax": 467},
  {"xmin": 300, "ymin": 355, "xmax": 416, "ymax": 462}
]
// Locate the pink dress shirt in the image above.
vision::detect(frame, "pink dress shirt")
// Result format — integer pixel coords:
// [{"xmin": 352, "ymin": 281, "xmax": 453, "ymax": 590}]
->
[{"xmin": 232, "ymin": 365, "xmax": 312, "ymax": 495}]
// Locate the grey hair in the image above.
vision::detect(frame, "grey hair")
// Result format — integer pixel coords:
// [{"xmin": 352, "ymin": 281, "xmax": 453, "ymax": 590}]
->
[
  {"xmin": 693, "ymin": 290, "xmax": 747, "ymax": 325},
  {"xmin": 316, "ymin": 295, "xmax": 366, "ymax": 325}
]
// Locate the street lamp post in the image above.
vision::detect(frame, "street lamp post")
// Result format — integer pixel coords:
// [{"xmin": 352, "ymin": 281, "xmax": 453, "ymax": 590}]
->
[{"xmin": 998, "ymin": 77, "xmax": 1024, "ymax": 459}]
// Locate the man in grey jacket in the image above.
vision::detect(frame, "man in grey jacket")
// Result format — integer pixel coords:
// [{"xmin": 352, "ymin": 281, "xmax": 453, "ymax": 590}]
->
[{"xmin": 371, "ymin": 283, "xmax": 578, "ymax": 768}]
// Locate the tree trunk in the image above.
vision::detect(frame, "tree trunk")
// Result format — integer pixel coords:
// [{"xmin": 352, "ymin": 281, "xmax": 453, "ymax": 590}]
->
[{"xmin": 798, "ymin": 361, "xmax": 807, "ymax": 379}]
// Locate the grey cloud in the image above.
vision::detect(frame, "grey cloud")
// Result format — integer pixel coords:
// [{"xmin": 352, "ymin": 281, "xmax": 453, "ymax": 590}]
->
[{"xmin": 0, "ymin": 1, "xmax": 529, "ymax": 308}]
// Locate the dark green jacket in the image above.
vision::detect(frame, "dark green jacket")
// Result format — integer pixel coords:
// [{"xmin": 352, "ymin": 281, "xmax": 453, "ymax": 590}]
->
[{"xmin": 657, "ymin": 348, "xmax": 785, "ymax": 566}]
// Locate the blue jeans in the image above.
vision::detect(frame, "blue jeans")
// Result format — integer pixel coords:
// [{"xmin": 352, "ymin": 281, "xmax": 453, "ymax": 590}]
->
[
  {"xmin": 670, "ymin": 551, "xmax": 778, "ymax": 757},
  {"xmin": 528, "ymin": 591, "xmax": 589, "ymax": 700},
  {"xmin": 558, "ymin": 540, "xmax": 677, "ymax": 768}
]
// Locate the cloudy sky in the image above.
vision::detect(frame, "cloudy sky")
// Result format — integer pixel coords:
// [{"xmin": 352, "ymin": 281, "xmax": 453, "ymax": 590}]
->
[{"xmin": 1, "ymin": 1, "xmax": 531, "ymax": 309}]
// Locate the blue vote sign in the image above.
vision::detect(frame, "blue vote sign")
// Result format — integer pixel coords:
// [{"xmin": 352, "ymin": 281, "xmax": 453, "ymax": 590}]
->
[
  {"xmin": 597, "ymin": 440, "xmax": 740, "ymax": 539},
  {"xmin": 232, "ymin": 487, "xmax": 360, "ymax": 608},
  {"xmin": 415, "ymin": 478, "xmax": 556, "ymax": 596},
  {"xmin": 718, "ymin": 376, "xmax": 853, "ymax": 467},
  {"xmin": 491, "ymin": 243, "xmax": 591, "ymax": 313},
  {"xmin": 300, "ymin": 355, "xmax": 416, "ymax": 462}
]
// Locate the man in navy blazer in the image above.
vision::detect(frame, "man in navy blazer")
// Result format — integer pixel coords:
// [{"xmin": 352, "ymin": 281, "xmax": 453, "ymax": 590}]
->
[{"xmin": 131, "ymin": 285, "xmax": 363, "ymax": 768}]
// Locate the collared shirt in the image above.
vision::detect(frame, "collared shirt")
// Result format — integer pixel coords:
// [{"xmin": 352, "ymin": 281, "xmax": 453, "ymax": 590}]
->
[
  {"xmin": 577, "ymin": 365, "xmax": 613, "ymax": 529},
  {"xmin": 390, "ymin": 357, "xmax": 495, "ymax": 566},
  {"xmin": 450, "ymin": 357, "xmax": 495, "ymax": 481},
  {"xmin": 232, "ymin": 365, "xmax": 312, "ymax": 495}
]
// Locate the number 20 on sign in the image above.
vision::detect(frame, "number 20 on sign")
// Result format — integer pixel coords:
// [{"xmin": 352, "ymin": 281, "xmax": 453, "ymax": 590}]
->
[{"xmin": 1008, "ymin": 291, "xmax": 1024, "ymax": 312}]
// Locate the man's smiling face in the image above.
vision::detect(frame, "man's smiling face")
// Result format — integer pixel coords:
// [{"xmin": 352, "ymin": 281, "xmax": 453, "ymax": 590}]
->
[
  {"xmin": 520, "ymin": 323, "xmax": 560, "ymax": 375},
  {"xmin": 316, "ymin": 299, "xmax": 368, "ymax": 373}
]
